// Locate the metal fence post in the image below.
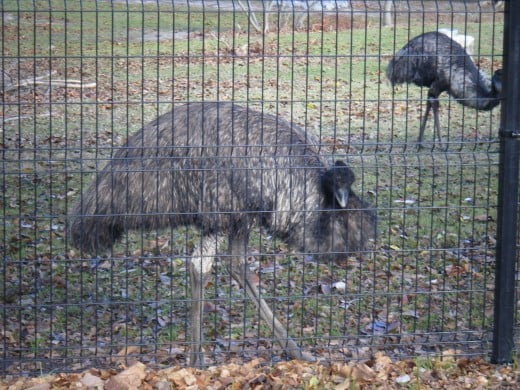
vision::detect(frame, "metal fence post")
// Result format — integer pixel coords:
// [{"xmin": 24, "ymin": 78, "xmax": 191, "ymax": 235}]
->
[{"xmin": 492, "ymin": 0, "xmax": 520, "ymax": 364}]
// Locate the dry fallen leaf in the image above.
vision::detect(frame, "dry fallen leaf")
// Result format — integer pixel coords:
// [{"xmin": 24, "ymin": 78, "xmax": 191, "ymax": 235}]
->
[
  {"xmin": 0, "ymin": 355, "xmax": 517, "ymax": 389},
  {"xmin": 104, "ymin": 362, "xmax": 147, "ymax": 390},
  {"xmin": 351, "ymin": 363, "xmax": 376, "ymax": 382},
  {"xmin": 80, "ymin": 372, "xmax": 104, "ymax": 388}
]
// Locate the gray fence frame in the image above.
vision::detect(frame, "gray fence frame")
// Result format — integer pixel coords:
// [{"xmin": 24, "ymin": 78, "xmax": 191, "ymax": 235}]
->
[{"xmin": 493, "ymin": 0, "xmax": 519, "ymax": 365}]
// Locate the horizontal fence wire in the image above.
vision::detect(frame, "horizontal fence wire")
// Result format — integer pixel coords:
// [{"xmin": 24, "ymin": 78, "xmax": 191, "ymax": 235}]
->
[{"xmin": 0, "ymin": 0, "xmax": 517, "ymax": 374}]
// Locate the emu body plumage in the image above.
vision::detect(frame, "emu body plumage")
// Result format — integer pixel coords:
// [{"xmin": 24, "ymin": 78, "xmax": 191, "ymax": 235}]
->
[
  {"xmin": 386, "ymin": 31, "xmax": 502, "ymax": 148},
  {"xmin": 70, "ymin": 102, "xmax": 376, "ymax": 366}
]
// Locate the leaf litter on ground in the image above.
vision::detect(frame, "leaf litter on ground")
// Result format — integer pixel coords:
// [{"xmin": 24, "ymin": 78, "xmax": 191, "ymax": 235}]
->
[{"xmin": 1, "ymin": 352, "xmax": 518, "ymax": 389}]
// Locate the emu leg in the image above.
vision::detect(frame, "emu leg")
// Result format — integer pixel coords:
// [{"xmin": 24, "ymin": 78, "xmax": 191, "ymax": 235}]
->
[
  {"xmin": 417, "ymin": 97, "xmax": 433, "ymax": 149},
  {"xmin": 188, "ymin": 234, "xmax": 224, "ymax": 367},
  {"xmin": 227, "ymin": 236, "xmax": 316, "ymax": 362},
  {"xmin": 430, "ymin": 98, "xmax": 444, "ymax": 149}
]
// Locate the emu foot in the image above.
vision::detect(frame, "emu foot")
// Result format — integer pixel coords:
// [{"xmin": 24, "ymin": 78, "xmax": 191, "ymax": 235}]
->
[
  {"xmin": 416, "ymin": 140, "xmax": 447, "ymax": 151},
  {"xmin": 291, "ymin": 349, "xmax": 317, "ymax": 363},
  {"xmin": 283, "ymin": 339, "xmax": 316, "ymax": 362}
]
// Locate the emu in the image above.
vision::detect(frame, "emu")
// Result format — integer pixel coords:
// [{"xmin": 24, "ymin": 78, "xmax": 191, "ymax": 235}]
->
[
  {"xmin": 69, "ymin": 102, "xmax": 376, "ymax": 366},
  {"xmin": 386, "ymin": 31, "xmax": 502, "ymax": 148}
]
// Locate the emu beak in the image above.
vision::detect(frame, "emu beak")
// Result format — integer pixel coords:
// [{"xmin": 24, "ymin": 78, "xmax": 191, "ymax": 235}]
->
[{"xmin": 335, "ymin": 189, "xmax": 349, "ymax": 208}]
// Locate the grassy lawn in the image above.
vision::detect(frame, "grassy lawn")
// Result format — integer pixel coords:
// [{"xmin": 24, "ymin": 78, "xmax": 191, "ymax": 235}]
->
[{"xmin": 0, "ymin": 0, "xmax": 508, "ymax": 371}]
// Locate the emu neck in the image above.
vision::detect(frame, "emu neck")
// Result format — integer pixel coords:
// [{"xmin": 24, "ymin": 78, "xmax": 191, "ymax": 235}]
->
[{"xmin": 449, "ymin": 71, "xmax": 500, "ymax": 111}]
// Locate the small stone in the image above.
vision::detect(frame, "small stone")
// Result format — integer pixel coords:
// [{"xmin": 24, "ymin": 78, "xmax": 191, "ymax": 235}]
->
[{"xmin": 395, "ymin": 374, "xmax": 411, "ymax": 384}]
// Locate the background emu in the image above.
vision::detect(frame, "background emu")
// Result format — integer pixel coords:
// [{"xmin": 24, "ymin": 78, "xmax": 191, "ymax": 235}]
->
[
  {"xmin": 386, "ymin": 31, "xmax": 502, "ymax": 148},
  {"xmin": 70, "ymin": 102, "xmax": 376, "ymax": 366}
]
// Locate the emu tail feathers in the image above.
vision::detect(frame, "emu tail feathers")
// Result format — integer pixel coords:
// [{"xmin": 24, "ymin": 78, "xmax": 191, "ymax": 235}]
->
[
  {"xmin": 69, "ymin": 186, "xmax": 125, "ymax": 255},
  {"xmin": 385, "ymin": 58, "xmax": 401, "ymax": 86},
  {"xmin": 386, "ymin": 59, "xmax": 411, "ymax": 86}
]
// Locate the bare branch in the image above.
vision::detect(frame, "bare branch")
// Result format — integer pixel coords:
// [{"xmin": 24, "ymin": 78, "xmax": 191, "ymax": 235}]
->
[
  {"xmin": 236, "ymin": 0, "xmax": 262, "ymax": 33},
  {"xmin": 4, "ymin": 72, "xmax": 96, "ymax": 92}
]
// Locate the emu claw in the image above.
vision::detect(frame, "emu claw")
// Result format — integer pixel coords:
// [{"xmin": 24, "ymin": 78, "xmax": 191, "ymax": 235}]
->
[
  {"xmin": 286, "ymin": 346, "xmax": 317, "ymax": 362},
  {"xmin": 299, "ymin": 350, "xmax": 317, "ymax": 363}
]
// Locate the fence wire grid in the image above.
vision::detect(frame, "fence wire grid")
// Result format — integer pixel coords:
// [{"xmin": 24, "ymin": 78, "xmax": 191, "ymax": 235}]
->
[{"xmin": 1, "ymin": 0, "xmax": 518, "ymax": 374}]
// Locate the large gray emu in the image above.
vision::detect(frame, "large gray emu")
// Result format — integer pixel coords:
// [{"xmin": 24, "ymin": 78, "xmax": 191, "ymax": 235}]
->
[
  {"xmin": 69, "ymin": 102, "xmax": 376, "ymax": 366},
  {"xmin": 386, "ymin": 31, "xmax": 502, "ymax": 148}
]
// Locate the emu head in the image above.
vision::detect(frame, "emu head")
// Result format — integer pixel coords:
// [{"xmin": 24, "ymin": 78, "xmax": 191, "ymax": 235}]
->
[
  {"xmin": 492, "ymin": 69, "xmax": 502, "ymax": 95},
  {"xmin": 315, "ymin": 161, "xmax": 376, "ymax": 258},
  {"xmin": 321, "ymin": 160, "xmax": 355, "ymax": 209}
]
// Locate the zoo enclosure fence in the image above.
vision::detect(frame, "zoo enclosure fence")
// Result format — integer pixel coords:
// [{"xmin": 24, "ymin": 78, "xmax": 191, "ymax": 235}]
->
[{"xmin": 0, "ymin": 0, "xmax": 518, "ymax": 374}]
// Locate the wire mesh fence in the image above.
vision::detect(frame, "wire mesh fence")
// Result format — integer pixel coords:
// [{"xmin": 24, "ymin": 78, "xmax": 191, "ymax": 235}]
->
[{"xmin": 1, "ymin": 0, "xmax": 517, "ymax": 374}]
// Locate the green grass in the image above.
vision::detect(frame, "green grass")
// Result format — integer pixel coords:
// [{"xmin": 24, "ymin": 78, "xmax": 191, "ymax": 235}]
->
[{"xmin": 0, "ymin": 0, "xmax": 507, "ymax": 371}]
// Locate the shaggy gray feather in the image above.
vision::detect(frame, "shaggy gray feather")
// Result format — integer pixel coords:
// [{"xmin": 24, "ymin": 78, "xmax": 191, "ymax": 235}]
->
[{"xmin": 70, "ymin": 102, "xmax": 376, "ymax": 258}]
